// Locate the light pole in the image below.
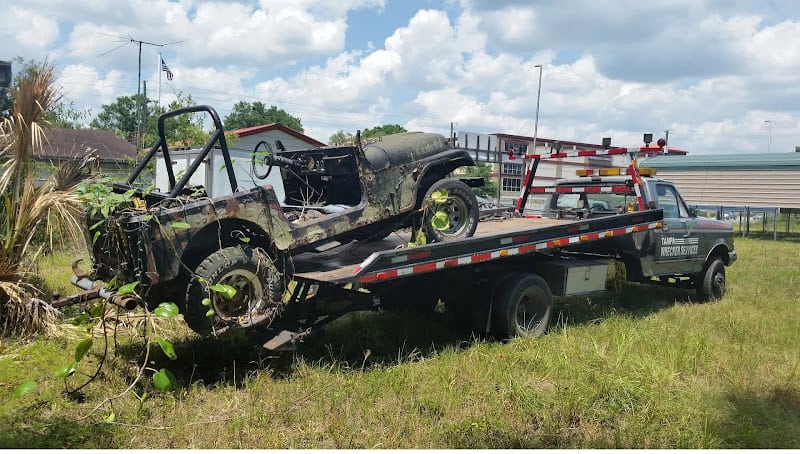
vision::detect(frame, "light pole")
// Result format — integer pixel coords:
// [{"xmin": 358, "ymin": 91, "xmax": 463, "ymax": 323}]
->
[
  {"xmin": 515, "ymin": 63, "xmax": 543, "ymax": 211},
  {"xmin": 532, "ymin": 64, "xmax": 543, "ymax": 159},
  {"xmin": 765, "ymin": 120, "xmax": 772, "ymax": 153}
]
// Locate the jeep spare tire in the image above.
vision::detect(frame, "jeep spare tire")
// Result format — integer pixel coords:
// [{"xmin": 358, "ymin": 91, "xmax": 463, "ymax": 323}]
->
[{"xmin": 422, "ymin": 178, "xmax": 479, "ymax": 242}]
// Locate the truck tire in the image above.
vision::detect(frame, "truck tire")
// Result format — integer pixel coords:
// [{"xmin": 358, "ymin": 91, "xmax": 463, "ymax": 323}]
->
[
  {"xmin": 696, "ymin": 258, "xmax": 725, "ymax": 302},
  {"xmin": 184, "ymin": 246, "xmax": 284, "ymax": 335},
  {"xmin": 491, "ymin": 273, "xmax": 553, "ymax": 339},
  {"xmin": 422, "ymin": 178, "xmax": 479, "ymax": 242}
]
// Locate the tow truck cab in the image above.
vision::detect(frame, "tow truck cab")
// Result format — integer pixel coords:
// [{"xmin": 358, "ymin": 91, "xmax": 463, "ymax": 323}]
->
[{"xmin": 541, "ymin": 170, "xmax": 737, "ymax": 284}]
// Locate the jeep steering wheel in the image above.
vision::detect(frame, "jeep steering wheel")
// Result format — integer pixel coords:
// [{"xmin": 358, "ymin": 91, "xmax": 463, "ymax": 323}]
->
[{"xmin": 252, "ymin": 140, "xmax": 274, "ymax": 179}]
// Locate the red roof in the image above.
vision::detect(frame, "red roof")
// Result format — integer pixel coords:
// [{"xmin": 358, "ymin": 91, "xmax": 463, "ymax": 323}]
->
[{"xmin": 234, "ymin": 123, "xmax": 326, "ymax": 147}]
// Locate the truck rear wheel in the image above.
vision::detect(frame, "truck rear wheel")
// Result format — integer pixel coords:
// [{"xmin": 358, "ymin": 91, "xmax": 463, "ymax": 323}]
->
[
  {"xmin": 184, "ymin": 246, "xmax": 284, "ymax": 335},
  {"xmin": 491, "ymin": 273, "xmax": 553, "ymax": 339},
  {"xmin": 423, "ymin": 178, "xmax": 479, "ymax": 242},
  {"xmin": 696, "ymin": 258, "xmax": 725, "ymax": 302}
]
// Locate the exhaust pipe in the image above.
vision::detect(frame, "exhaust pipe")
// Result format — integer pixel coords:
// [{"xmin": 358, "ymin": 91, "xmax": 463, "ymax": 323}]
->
[{"xmin": 70, "ymin": 260, "xmax": 140, "ymax": 311}]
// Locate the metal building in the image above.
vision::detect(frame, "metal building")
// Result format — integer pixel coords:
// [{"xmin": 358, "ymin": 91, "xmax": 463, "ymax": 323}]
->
[{"xmin": 644, "ymin": 152, "xmax": 800, "ymax": 237}]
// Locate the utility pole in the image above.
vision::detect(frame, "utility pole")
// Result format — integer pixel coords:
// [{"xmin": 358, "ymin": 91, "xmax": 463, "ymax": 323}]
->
[{"xmin": 98, "ymin": 36, "xmax": 181, "ymax": 148}]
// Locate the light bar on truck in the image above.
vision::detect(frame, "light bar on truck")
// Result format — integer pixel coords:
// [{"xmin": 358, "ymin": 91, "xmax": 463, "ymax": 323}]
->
[{"xmin": 576, "ymin": 168, "xmax": 656, "ymax": 177}]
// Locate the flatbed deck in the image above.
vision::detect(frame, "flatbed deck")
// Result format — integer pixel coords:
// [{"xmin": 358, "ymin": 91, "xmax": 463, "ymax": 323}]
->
[{"xmin": 292, "ymin": 210, "xmax": 664, "ymax": 285}]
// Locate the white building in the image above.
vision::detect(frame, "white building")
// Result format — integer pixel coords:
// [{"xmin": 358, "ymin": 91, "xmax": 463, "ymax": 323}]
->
[{"xmin": 155, "ymin": 123, "xmax": 326, "ymax": 200}]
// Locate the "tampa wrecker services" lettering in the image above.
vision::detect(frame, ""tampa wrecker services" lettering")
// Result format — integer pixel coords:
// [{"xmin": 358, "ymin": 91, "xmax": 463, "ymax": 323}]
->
[{"xmin": 660, "ymin": 236, "xmax": 699, "ymax": 257}]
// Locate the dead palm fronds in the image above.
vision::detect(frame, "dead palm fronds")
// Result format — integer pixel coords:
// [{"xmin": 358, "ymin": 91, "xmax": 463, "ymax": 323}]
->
[{"xmin": 0, "ymin": 61, "xmax": 94, "ymax": 337}]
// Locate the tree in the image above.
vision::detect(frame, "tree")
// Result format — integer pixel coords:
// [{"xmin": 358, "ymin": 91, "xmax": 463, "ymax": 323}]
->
[
  {"xmin": 223, "ymin": 101, "xmax": 303, "ymax": 132},
  {"xmin": 46, "ymin": 100, "xmax": 91, "ymax": 129},
  {"xmin": 362, "ymin": 124, "xmax": 406, "ymax": 139},
  {"xmin": 328, "ymin": 130, "xmax": 354, "ymax": 145},
  {"xmin": 1, "ymin": 58, "xmax": 90, "ymax": 127},
  {"xmin": 143, "ymin": 92, "xmax": 208, "ymax": 147},
  {"xmin": 464, "ymin": 162, "xmax": 498, "ymax": 199},
  {"xmin": 90, "ymin": 91, "xmax": 208, "ymax": 148},
  {"xmin": 90, "ymin": 94, "xmax": 152, "ymax": 144}
]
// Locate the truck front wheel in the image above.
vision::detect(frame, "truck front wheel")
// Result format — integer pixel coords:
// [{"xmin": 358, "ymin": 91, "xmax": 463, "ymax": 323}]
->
[
  {"xmin": 184, "ymin": 246, "xmax": 284, "ymax": 335},
  {"xmin": 422, "ymin": 178, "xmax": 479, "ymax": 242},
  {"xmin": 491, "ymin": 273, "xmax": 553, "ymax": 339},
  {"xmin": 696, "ymin": 258, "xmax": 725, "ymax": 302}
]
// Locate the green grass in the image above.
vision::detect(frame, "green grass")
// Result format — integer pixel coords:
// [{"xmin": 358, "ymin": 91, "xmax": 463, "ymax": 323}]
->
[{"xmin": 1, "ymin": 238, "xmax": 799, "ymax": 448}]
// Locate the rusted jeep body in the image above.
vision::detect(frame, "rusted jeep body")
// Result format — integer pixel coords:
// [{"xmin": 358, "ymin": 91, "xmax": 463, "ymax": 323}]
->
[{"xmin": 85, "ymin": 105, "xmax": 480, "ymax": 334}]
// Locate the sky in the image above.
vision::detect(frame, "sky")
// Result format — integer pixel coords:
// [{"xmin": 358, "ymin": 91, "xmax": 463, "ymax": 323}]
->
[{"xmin": 3, "ymin": 0, "xmax": 800, "ymax": 154}]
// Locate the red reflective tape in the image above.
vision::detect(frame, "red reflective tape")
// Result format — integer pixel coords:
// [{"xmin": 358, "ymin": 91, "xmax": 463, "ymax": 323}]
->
[
  {"xmin": 359, "ymin": 269, "xmax": 398, "ymax": 284},
  {"xmin": 523, "ymin": 169, "xmax": 533, "ymax": 186},
  {"xmin": 444, "ymin": 258, "xmax": 460, "ymax": 267},
  {"xmin": 529, "ymin": 187, "xmax": 546, "ymax": 193},
  {"xmin": 512, "ymin": 234, "xmax": 529, "ymax": 243},
  {"xmin": 472, "ymin": 252, "xmax": 493, "ymax": 262},
  {"xmin": 583, "ymin": 187, "xmax": 603, "ymax": 193},
  {"xmin": 413, "ymin": 262, "xmax": 438, "ymax": 273},
  {"xmin": 407, "ymin": 250, "xmax": 431, "ymax": 261},
  {"xmin": 582, "ymin": 232, "xmax": 600, "ymax": 241},
  {"xmin": 612, "ymin": 228, "xmax": 628, "ymax": 236},
  {"xmin": 577, "ymin": 150, "xmax": 597, "ymax": 156},
  {"xmin": 636, "ymin": 195, "xmax": 646, "ymax": 211},
  {"xmin": 519, "ymin": 244, "xmax": 537, "ymax": 254}
]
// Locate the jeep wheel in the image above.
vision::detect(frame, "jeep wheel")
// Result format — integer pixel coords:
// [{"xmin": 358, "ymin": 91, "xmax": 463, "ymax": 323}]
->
[
  {"xmin": 422, "ymin": 178, "xmax": 479, "ymax": 242},
  {"xmin": 184, "ymin": 246, "xmax": 284, "ymax": 335}
]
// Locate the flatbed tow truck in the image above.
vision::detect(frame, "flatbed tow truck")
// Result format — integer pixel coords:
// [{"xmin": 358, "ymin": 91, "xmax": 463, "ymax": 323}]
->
[
  {"xmin": 269, "ymin": 145, "xmax": 735, "ymax": 349},
  {"xmin": 59, "ymin": 106, "xmax": 735, "ymax": 350}
]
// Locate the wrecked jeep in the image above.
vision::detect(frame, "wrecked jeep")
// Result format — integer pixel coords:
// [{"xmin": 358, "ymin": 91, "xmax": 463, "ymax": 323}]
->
[{"xmin": 81, "ymin": 105, "xmax": 481, "ymax": 335}]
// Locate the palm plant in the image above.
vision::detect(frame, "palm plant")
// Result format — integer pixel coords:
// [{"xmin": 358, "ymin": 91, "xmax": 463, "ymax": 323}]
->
[{"xmin": 0, "ymin": 61, "xmax": 94, "ymax": 337}]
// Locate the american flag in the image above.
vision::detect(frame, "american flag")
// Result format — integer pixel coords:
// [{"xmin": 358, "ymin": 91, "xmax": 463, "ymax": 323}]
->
[{"xmin": 161, "ymin": 58, "xmax": 173, "ymax": 81}]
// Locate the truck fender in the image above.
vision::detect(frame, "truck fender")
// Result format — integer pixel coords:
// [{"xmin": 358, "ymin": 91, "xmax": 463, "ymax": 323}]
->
[{"xmin": 704, "ymin": 240, "xmax": 732, "ymax": 266}]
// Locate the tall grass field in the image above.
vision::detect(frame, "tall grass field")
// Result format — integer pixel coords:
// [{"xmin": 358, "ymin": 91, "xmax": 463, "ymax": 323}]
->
[{"xmin": 0, "ymin": 237, "xmax": 798, "ymax": 448}]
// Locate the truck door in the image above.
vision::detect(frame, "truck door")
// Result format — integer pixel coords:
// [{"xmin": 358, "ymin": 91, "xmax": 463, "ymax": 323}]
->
[{"xmin": 652, "ymin": 182, "xmax": 700, "ymax": 274}]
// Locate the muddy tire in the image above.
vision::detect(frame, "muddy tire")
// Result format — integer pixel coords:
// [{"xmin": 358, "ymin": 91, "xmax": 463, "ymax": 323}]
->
[
  {"xmin": 491, "ymin": 273, "xmax": 553, "ymax": 339},
  {"xmin": 422, "ymin": 178, "xmax": 479, "ymax": 243},
  {"xmin": 696, "ymin": 258, "xmax": 725, "ymax": 302},
  {"xmin": 184, "ymin": 246, "xmax": 283, "ymax": 335}
]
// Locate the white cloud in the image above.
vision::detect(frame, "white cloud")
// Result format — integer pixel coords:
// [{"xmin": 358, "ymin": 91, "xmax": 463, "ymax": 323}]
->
[
  {"xmin": 5, "ymin": 0, "xmax": 800, "ymax": 155},
  {"xmin": 2, "ymin": 7, "xmax": 59, "ymax": 56}
]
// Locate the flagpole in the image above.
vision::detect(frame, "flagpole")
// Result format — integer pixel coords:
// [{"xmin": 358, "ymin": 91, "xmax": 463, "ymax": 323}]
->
[{"xmin": 157, "ymin": 52, "xmax": 162, "ymax": 108}]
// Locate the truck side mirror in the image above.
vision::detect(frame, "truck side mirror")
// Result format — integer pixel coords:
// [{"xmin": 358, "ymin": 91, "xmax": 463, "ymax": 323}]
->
[{"xmin": 688, "ymin": 206, "xmax": 698, "ymax": 217}]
